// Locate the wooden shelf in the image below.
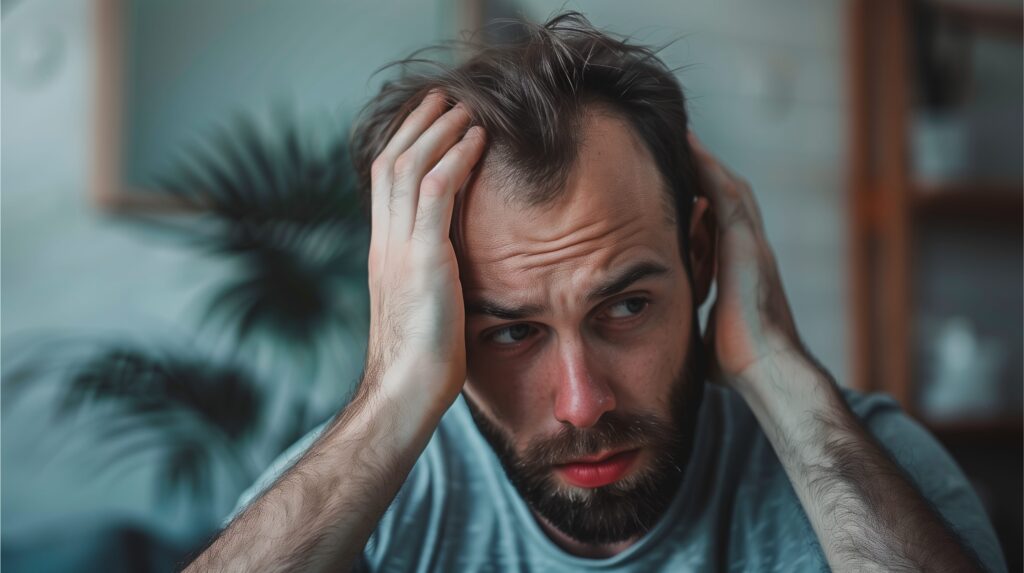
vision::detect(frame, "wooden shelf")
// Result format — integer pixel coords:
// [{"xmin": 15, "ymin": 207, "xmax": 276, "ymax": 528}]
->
[
  {"xmin": 911, "ymin": 181, "xmax": 1023, "ymax": 225},
  {"xmin": 926, "ymin": 417, "xmax": 1023, "ymax": 447},
  {"xmin": 850, "ymin": 5, "xmax": 1024, "ymax": 568},
  {"xmin": 930, "ymin": 1, "xmax": 1024, "ymax": 39}
]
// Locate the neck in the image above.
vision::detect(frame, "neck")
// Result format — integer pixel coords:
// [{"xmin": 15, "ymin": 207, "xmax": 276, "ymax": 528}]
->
[{"xmin": 532, "ymin": 509, "xmax": 639, "ymax": 559}]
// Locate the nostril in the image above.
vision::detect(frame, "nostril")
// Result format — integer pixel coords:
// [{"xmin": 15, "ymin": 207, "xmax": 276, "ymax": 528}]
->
[
  {"xmin": 550, "ymin": 339, "xmax": 615, "ymax": 427},
  {"xmin": 553, "ymin": 378, "xmax": 616, "ymax": 429}
]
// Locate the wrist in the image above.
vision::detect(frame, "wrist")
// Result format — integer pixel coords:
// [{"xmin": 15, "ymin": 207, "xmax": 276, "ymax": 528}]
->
[
  {"xmin": 734, "ymin": 348, "xmax": 843, "ymax": 434},
  {"xmin": 359, "ymin": 355, "xmax": 461, "ymax": 435},
  {"xmin": 734, "ymin": 350, "xmax": 862, "ymax": 476}
]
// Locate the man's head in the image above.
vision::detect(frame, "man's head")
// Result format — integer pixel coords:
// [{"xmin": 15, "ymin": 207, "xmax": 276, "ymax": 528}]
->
[{"xmin": 352, "ymin": 12, "xmax": 716, "ymax": 546}]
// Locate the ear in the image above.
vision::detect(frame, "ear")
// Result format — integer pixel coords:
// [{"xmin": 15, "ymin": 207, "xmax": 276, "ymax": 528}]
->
[{"xmin": 687, "ymin": 196, "xmax": 716, "ymax": 306}]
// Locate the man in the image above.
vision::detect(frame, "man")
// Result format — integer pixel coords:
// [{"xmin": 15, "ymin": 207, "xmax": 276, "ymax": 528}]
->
[{"xmin": 186, "ymin": 12, "xmax": 1005, "ymax": 572}]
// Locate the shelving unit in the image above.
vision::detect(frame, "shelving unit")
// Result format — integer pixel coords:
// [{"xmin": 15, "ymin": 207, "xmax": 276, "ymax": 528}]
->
[
  {"xmin": 848, "ymin": 0, "xmax": 1022, "ymax": 567},
  {"xmin": 848, "ymin": 0, "xmax": 1022, "ymax": 425},
  {"xmin": 913, "ymin": 182, "xmax": 1022, "ymax": 221}
]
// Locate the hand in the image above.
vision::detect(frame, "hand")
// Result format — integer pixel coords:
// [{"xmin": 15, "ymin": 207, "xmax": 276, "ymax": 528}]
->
[
  {"xmin": 365, "ymin": 91, "xmax": 486, "ymax": 416},
  {"xmin": 689, "ymin": 134, "xmax": 804, "ymax": 390}
]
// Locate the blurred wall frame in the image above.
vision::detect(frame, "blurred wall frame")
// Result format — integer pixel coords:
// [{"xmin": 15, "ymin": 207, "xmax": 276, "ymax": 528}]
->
[
  {"xmin": 93, "ymin": 0, "xmax": 190, "ymax": 211},
  {"xmin": 90, "ymin": 0, "xmax": 483, "ymax": 212}
]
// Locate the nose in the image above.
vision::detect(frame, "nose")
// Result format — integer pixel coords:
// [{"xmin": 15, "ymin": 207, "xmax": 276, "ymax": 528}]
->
[{"xmin": 551, "ymin": 338, "xmax": 616, "ymax": 429}]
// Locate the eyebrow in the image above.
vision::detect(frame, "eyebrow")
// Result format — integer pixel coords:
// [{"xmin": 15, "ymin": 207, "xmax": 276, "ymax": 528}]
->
[
  {"xmin": 587, "ymin": 260, "xmax": 670, "ymax": 301},
  {"xmin": 465, "ymin": 260, "xmax": 670, "ymax": 320}
]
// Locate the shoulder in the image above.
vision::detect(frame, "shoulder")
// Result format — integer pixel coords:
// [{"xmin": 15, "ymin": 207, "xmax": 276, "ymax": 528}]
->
[
  {"xmin": 227, "ymin": 395, "xmax": 484, "ymax": 521},
  {"xmin": 364, "ymin": 395, "xmax": 518, "ymax": 570},
  {"xmin": 842, "ymin": 389, "xmax": 1006, "ymax": 573},
  {"xmin": 224, "ymin": 421, "xmax": 330, "ymax": 526},
  {"xmin": 696, "ymin": 385, "xmax": 829, "ymax": 569},
  {"xmin": 226, "ymin": 398, "xmax": 497, "ymax": 570},
  {"xmin": 699, "ymin": 385, "xmax": 1005, "ymax": 573}
]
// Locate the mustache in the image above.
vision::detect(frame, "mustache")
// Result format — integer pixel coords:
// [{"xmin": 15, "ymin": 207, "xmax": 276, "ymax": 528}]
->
[{"xmin": 516, "ymin": 411, "xmax": 679, "ymax": 468}]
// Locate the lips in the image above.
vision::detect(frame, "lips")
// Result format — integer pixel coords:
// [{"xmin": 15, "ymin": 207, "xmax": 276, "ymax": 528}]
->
[{"xmin": 555, "ymin": 448, "xmax": 640, "ymax": 488}]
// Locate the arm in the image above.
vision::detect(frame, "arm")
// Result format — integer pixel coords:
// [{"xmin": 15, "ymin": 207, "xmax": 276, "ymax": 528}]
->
[
  {"xmin": 689, "ymin": 134, "xmax": 985, "ymax": 572},
  {"xmin": 737, "ymin": 351, "xmax": 984, "ymax": 572},
  {"xmin": 183, "ymin": 91, "xmax": 486, "ymax": 572}
]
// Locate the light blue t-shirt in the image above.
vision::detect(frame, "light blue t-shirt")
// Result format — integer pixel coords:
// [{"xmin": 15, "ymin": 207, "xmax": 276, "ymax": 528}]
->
[{"xmin": 231, "ymin": 385, "xmax": 1006, "ymax": 572}]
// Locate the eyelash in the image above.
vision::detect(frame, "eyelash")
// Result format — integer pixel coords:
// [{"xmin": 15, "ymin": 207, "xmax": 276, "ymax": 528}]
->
[
  {"xmin": 484, "ymin": 295, "xmax": 652, "ymax": 347},
  {"xmin": 603, "ymin": 296, "xmax": 651, "ymax": 320}
]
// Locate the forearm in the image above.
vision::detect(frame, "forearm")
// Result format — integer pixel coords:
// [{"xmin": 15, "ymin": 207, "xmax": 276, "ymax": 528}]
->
[
  {"xmin": 184, "ymin": 368, "xmax": 445, "ymax": 573},
  {"xmin": 736, "ymin": 350, "xmax": 982, "ymax": 573}
]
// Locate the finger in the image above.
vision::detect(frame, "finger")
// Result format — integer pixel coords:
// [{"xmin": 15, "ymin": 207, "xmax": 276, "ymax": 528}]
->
[
  {"xmin": 369, "ymin": 91, "xmax": 449, "ymax": 257},
  {"xmin": 701, "ymin": 298, "xmax": 724, "ymax": 384},
  {"xmin": 688, "ymin": 132, "xmax": 765, "ymax": 234},
  {"xmin": 389, "ymin": 104, "xmax": 473, "ymax": 244},
  {"xmin": 382, "ymin": 90, "xmax": 450, "ymax": 161},
  {"xmin": 411, "ymin": 126, "xmax": 486, "ymax": 246},
  {"xmin": 688, "ymin": 133, "xmax": 738, "ymax": 220}
]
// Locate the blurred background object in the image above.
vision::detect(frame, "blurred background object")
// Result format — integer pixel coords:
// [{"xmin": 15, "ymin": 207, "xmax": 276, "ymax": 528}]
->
[
  {"xmin": 2, "ymin": 0, "xmax": 1020, "ymax": 571},
  {"xmin": 848, "ymin": 1, "xmax": 1022, "ymax": 567}
]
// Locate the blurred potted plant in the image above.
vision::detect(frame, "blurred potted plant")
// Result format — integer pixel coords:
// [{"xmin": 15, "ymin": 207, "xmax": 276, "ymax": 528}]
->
[{"xmin": 2, "ymin": 110, "xmax": 370, "ymax": 521}]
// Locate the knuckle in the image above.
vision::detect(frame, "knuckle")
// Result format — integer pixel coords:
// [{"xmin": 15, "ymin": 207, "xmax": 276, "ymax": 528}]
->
[
  {"xmin": 409, "ymin": 228, "xmax": 431, "ymax": 248},
  {"xmin": 722, "ymin": 178, "xmax": 741, "ymax": 196},
  {"xmin": 463, "ymin": 126, "xmax": 484, "ymax": 145},
  {"xmin": 368, "ymin": 254, "xmax": 389, "ymax": 282},
  {"xmin": 722, "ymin": 202, "xmax": 749, "ymax": 227},
  {"xmin": 424, "ymin": 89, "xmax": 447, "ymax": 108},
  {"xmin": 367, "ymin": 249, "xmax": 383, "ymax": 270},
  {"xmin": 446, "ymin": 105, "xmax": 471, "ymax": 125},
  {"xmin": 420, "ymin": 171, "xmax": 449, "ymax": 198},
  {"xmin": 393, "ymin": 151, "xmax": 417, "ymax": 178},
  {"xmin": 370, "ymin": 154, "xmax": 392, "ymax": 181},
  {"xmin": 409, "ymin": 220, "xmax": 435, "ymax": 244}
]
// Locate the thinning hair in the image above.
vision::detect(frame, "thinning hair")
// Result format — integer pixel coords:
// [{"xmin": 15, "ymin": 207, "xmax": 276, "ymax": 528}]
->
[{"xmin": 350, "ymin": 11, "xmax": 700, "ymax": 247}]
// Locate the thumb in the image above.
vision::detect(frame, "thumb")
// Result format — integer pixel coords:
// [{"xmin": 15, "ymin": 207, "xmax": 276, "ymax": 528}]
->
[{"xmin": 700, "ymin": 299, "xmax": 724, "ymax": 385}]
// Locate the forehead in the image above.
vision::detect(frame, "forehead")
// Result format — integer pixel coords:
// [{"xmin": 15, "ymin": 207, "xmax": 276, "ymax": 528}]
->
[{"xmin": 457, "ymin": 109, "xmax": 681, "ymax": 296}]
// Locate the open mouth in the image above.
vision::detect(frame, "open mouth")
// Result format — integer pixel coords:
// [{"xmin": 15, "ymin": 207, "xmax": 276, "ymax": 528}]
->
[{"xmin": 554, "ymin": 448, "xmax": 641, "ymax": 488}]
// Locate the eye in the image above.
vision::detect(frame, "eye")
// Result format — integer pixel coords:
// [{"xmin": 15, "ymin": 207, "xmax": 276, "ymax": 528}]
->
[
  {"xmin": 603, "ymin": 296, "xmax": 650, "ymax": 319},
  {"xmin": 489, "ymin": 323, "xmax": 536, "ymax": 345}
]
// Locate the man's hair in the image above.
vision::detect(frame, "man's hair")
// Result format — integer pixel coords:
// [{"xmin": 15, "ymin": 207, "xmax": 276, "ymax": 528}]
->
[{"xmin": 351, "ymin": 11, "xmax": 700, "ymax": 247}]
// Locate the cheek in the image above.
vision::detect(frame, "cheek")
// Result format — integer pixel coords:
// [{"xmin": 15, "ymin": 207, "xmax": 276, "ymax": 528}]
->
[
  {"xmin": 464, "ymin": 348, "xmax": 544, "ymax": 436},
  {"xmin": 599, "ymin": 293, "xmax": 693, "ymax": 411}
]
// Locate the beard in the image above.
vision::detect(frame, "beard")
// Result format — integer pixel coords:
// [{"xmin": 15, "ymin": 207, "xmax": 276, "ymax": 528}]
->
[{"xmin": 463, "ymin": 322, "xmax": 706, "ymax": 546}]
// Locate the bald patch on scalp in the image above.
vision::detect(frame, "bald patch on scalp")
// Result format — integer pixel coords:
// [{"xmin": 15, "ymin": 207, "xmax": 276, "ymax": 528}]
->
[{"xmin": 476, "ymin": 103, "xmax": 678, "ymax": 217}]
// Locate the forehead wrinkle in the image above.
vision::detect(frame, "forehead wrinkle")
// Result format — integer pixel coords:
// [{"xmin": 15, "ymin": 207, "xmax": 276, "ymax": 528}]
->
[
  {"xmin": 513, "ymin": 223, "xmax": 646, "ymax": 275},
  {"xmin": 463, "ymin": 240, "xmax": 666, "ymax": 318},
  {"xmin": 463, "ymin": 252, "xmax": 673, "ymax": 326},
  {"xmin": 471, "ymin": 208, "xmax": 647, "ymax": 271}
]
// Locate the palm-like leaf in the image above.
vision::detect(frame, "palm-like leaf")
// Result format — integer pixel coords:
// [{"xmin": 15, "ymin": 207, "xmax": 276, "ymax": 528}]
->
[
  {"xmin": 156, "ymin": 112, "xmax": 369, "ymax": 350},
  {"xmin": 49, "ymin": 344, "xmax": 265, "ymax": 503},
  {"xmin": 62, "ymin": 346, "xmax": 261, "ymax": 441}
]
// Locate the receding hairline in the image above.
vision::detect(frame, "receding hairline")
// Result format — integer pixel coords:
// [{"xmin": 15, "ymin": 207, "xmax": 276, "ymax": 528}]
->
[{"xmin": 467, "ymin": 99, "xmax": 678, "ymax": 226}]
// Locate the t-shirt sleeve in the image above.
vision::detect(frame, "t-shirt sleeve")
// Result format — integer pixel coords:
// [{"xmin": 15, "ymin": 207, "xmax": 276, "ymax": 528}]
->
[
  {"xmin": 850, "ymin": 392, "xmax": 1008, "ymax": 573},
  {"xmin": 222, "ymin": 420, "xmax": 438, "ymax": 572},
  {"xmin": 221, "ymin": 421, "xmax": 382, "ymax": 571},
  {"xmin": 223, "ymin": 421, "xmax": 330, "ymax": 527}
]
